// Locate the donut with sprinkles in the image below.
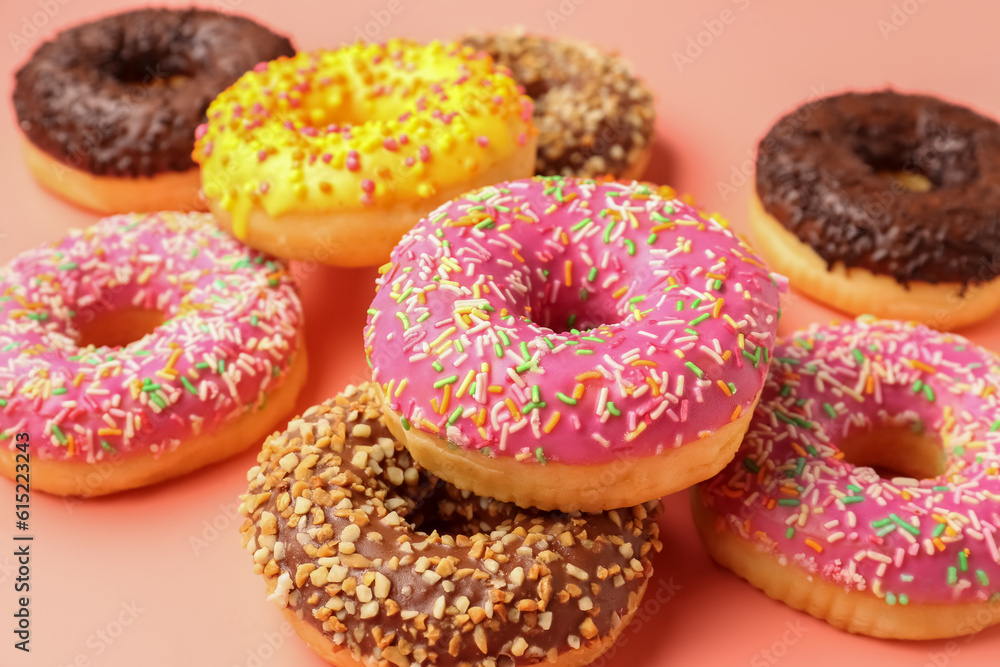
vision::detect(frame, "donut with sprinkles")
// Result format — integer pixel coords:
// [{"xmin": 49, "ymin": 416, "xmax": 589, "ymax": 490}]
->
[
  {"xmin": 194, "ymin": 39, "xmax": 537, "ymax": 268},
  {"xmin": 365, "ymin": 176, "xmax": 782, "ymax": 512},
  {"xmin": 0, "ymin": 212, "xmax": 307, "ymax": 496},
  {"xmin": 694, "ymin": 317, "xmax": 1000, "ymax": 638}
]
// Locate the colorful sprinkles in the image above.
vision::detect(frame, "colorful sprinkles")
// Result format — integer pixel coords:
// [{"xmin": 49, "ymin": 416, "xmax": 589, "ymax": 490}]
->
[
  {"xmin": 699, "ymin": 318, "xmax": 1000, "ymax": 606},
  {"xmin": 365, "ymin": 176, "xmax": 782, "ymax": 465},
  {"xmin": 194, "ymin": 39, "xmax": 535, "ymax": 239},
  {"xmin": 0, "ymin": 212, "xmax": 303, "ymax": 463}
]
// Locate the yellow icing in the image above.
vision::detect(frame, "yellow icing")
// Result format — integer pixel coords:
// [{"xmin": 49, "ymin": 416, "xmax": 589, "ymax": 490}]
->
[{"xmin": 193, "ymin": 40, "xmax": 536, "ymax": 238}]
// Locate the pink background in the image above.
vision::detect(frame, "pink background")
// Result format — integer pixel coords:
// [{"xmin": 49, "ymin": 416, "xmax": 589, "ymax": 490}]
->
[{"xmin": 2, "ymin": 0, "xmax": 1000, "ymax": 665}]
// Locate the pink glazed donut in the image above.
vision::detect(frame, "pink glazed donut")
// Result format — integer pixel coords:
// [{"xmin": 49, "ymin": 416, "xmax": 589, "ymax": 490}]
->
[
  {"xmin": 366, "ymin": 176, "xmax": 782, "ymax": 512},
  {"xmin": 0, "ymin": 212, "xmax": 307, "ymax": 496},
  {"xmin": 693, "ymin": 317, "xmax": 1000, "ymax": 639}
]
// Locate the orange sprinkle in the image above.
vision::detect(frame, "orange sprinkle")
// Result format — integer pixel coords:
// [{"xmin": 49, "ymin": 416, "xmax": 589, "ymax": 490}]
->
[
  {"xmin": 631, "ymin": 360, "xmax": 657, "ymax": 367},
  {"xmin": 804, "ymin": 539, "xmax": 824, "ymax": 553},
  {"xmin": 564, "ymin": 260, "xmax": 573, "ymax": 287},
  {"xmin": 440, "ymin": 385, "xmax": 452, "ymax": 414},
  {"xmin": 576, "ymin": 371, "xmax": 602, "ymax": 381},
  {"xmin": 933, "ymin": 537, "xmax": 946, "ymax": 552},
  {"xmin": 790, "ymin": 441, "xmax": 808, "ymax": 457},
  {"xmin": 544, "ymin": 412, "xmax": 561, "ymax": 433},
  {"xmin": 909, "ymin": 359, "xmax": 938, "ymax": 374},
  {"xmin": 612, "ymin": 285, "xmax": 629, "ymax": 299},
  {"xmin": 645, "ymin": 377, "xmax": 660, "ymax": 397},
  {"xmin": 573, "ymin": 383, "xmax": 586, "ymax": 400},
  {"xmin": 865, "ymin": 376, "xmax": 875, "ymax": 395},
  {"xmin": 713, "ymin": 298, "xmax": 724, "ymax": 318},
  {"xmin": 505, "ymin": 398, "xmax": 522, "ymax": 421},
  {"xmin": 420, "ymin": 419, "xmax": 440, "ymax": 433},
  {"xmin": 97, "ymin": 428, "xmax": 122, "ymax": 437},
  {"xmin": 625, "ymin": 422, "xmax": 647, "ymax": 442},
  {"xmin": 73, "ymin": 373, "xmax": 85, "ymax": 387},
  {"xmin": 511, "ymin": 248, "xmax": 525, "ymax": 263},
  {"xmin": 717, "ymin": 380, "xmax": 733, "ymax": 396},
  {"xmin": 731, "ymin": 404, "xmax": 742, "ymax": 421}
]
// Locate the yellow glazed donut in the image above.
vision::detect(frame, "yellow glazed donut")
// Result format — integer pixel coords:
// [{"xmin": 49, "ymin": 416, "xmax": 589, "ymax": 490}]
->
[{"xmin": 194, "ymin": 40, "xmax": 538, "ymax": 267}]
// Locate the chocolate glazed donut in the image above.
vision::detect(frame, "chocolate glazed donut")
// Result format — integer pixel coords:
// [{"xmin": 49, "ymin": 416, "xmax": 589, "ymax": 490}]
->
[
  {"xmin": 755, "ymin": 90, "xmax": 1000, "ymax": 286},
  {"xmin": 14, "ymin": 8, "xmax": 294, "ymax": 177},
  {"xmin": 240, "ymin": 383, "xmax": 662, "ymax": 667}
]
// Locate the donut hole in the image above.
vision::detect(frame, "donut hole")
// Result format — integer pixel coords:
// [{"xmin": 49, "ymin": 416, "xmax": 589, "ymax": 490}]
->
[
  {"xmin": 530, "ymin": 295, "xmax": 620, "ymax": 333},
  {"xmin": 851, "ymin": 127, "xmax": 979, "ymax": 192},
  {"xmin": 76, "ymin": 309, "xmax": 165, "ymax": 349},
  {"xmin": 837, "ymin": 420, "xmax": 946, "ymax": 481}
]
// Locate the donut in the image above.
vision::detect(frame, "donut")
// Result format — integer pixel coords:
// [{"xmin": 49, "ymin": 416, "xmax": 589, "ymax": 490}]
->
[
  {"xmin": 194, "ymin": 39, "xmax": 537, "ymax": 268},
  {"xmin": 692, "ymin": 317, "xmax": 1000, "ymax": 639},
  {"xmin": 0, "ymin": 212, "xmax": 306, "ymax": 496},
  {"xmin": 239, "ymin": 382, "xmax": 662, "ymax": 667},
  {"xmin": 752, "ymin": 90, "xmax": 1000, "ymax": 329},
  {"xmin": 462, "ymin": 29, "xmax": 655, "ymax": 179},
  {"xmin": 365, "ymin": 176, "xmax": 783, "ymax": 512},
  {"xmin": 12, "ymin": 8, "xmax": 295, "ymax": 215}
]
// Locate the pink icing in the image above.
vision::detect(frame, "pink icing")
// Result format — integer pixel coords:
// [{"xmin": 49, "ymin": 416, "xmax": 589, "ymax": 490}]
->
[
  {"xmin": 0, "ymin": 212, "xmax": 303, "ymax": 463},
  {"xmin": 698, "ymin": 318, "xmax": 1000, "ymax": 605},
  {"xmin": 365, "ymin": 177, "xmax": 782, "ymax": 465}
]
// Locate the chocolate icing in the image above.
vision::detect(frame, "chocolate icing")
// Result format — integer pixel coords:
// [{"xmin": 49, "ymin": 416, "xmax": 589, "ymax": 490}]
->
[
  {"xmin": 462, "ymin": 31, "xmax": 655, "ymax": 179},
  {"xmin": 240, "ymin": 384, "xmax": 661, "ymax": 666},
  {"xmin": 755, "ymin": 90, "xmax": 1000, "ymax": 286},
  {"xmin": 13, "ymin": 8, "xmax": 294, "ymax": 177}
]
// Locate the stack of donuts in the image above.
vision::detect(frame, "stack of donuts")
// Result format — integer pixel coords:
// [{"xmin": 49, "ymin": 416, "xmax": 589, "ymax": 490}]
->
[{"xmin": 4, "ymin": 6, "xmax": 1000, "ymax": 666}]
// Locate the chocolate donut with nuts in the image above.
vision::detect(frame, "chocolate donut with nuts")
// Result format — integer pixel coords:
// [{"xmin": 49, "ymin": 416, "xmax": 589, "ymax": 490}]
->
[{"xmin": 239, "ymin": 383, "xmax": 662, "ymax": 667}]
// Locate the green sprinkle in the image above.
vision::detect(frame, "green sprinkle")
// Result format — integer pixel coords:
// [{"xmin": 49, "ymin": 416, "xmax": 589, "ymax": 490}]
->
[
  {"xmin": 571, "ymin": 217, "xmax": 593, "ymax": 231},
  {"xmin": 181, "ymin": 377, "xmax": 198, "ymax": 395},
  {"xmin": 432, "ymin": 361, "xmax": 444, "ymax": 372},
  {"xmin": 947, "ymin": 567, "xmax": 958, "ymax": 586},
  {"xmin": 794, "ymin": 457, "xmax": 805, "ymax": 476},
  {"xmin": 0, "ymin": 399, "xmax": 6, "ymax": 407},
  {"xmin": 841, "ymin": 496, "xmax": 865, "ymax": 504},
  {"xmin": 743, "ymin": 458, "xmax": 760, "ymax": 473},
  {"xmin": 959, "ymin": 551, "xmax": 968, "ymax": 572},
  {"xmin": 448, "ymin": 407, "xmax": 463, "ymax": 425},
  {"xmin": 26, "ymin": 312, "xmax": 49, "ymax": 321},
  {"xmin": 685, "ymin": 362, "xmax": 705, "ymax": 379},
  {"xmin": 776, "ymin": 357, "xmax": 800, "ymax": 365},
  {"xmin": 852, "ymin": 349, "xmax": 865, "ymax": 364},
  {"xmin": 217, "ymin": 359, "xmax": 225, "ymax": 374},
  {"xmin": 934, "ymin": 523, "xmax": 947, "ymax": 537},
  {"xmin": 575, "ymin": 349, "xmax": 594, "ymax": 355},
  {"xmin": 823, "ymin": 403, "xmax": 837, "ymax": 418},
  {"xmin": 58, "ymin": 262, "xmax": 79, "ymax": 271},
  {"xmin": 498, "ymin": 331, "xmax": 511, "ymax": 346},
  {"xmin": 912, "ymin": 379, "xmax": 924, "ymax": 393},
  {"xmin": 871, "ymin": 518, "xmax": 893, "ymax": 528},
  {"xmin": 494, "ymin": 343, "xmax": 504, "ymax": 358},
  {"xmin": 624, "ymin": 239, "xmax": 636, "ymax": 256},
  {"xmin": 367, "ymin": 308, "xmax": 379, "ymax": 316},
  {"xmin": 606, "ymin": 401, "xmax": 621, "ymax": 417},
  {"xmin": 395, "ymin": 312, "xmax": 410, "ymax": 330},
  {"xmin": 886, "ymin": 593, "xmax": 897, "ymax": 606},
  {"xmin": 100, "ymin": 440, "xmax": 115, "ymax": 452},
  {"xmin": 690, "ymin": 313, "xmax": 711, "ymax": 326},
  {"xmin": 150, "ymin": 393, "xmax": 166, "ymax": 409},
  {"xmin": 876, "ymin": 524, "xmax": 897, "ymax": 537},
  {"xmin": 933, "ymin": 485, "xmax": 950, "ymax": 492},
  {"xmin": 556, "ymin": 392, "xmax": 578, "ymax": 405},
  {"xmin": 142, "ymin": 382, "xmax": 161, "ymax": 392},
  {"xmin": 603, "ymin": 220, "xmax": 616, "ymax": 244},
  {"xmin": 899, "ymin": 594, "xmax": 909, "ymax": 605},
  {"xmin": 543, "ymin": 337, "xmax": 555, "ymax": 349},
  {"xmin": 51, "ymin": 424, "xmax": 67, "ymax": 444},
  {"xmin": 566, "ymin": 314, "xmax": 577, "ymax": 328},
  {"xmin": 778, "ymin": 384, "xmax": 792, "ymax": 397},
  {"xmin": 400, "ymin": 417, "xmax": 411, "ymax": 431},
  {"xmin": 991, "ymin": 420, "xmax": 1000, "ymax": 432},
  {"xmin": 977, "ymin": 570, "xmax": 990, "ymax": 586},
  {"xmin": 785, "ymin": 527, "xmax": 795, "ymax": 539},
  {"xmin": 433, "ymin": 375, "xmax": 458, "ymax": 389},
  {"xmin": 647, "ymin": 232, "xmax": 658, "ymax": 245},
  {"xmin": 890, "ymin": 513, "xmax": 920, "ymax": 536},
  {"xmin": 776, "ymin": 498, "xmax": 800, "ymax": 506},
  {"xmin": 535, "ymin": 447, "xmax": 548, "ymax": 465},
  {"xmin": 51, "ymin": 387, "xmax": 67, "ymax": 395},
  {"xmin": 923, "ymin": 384, "xmax": 936, "ymax": 401},
  {"xmin": 587, "ymin": 267, "xmax": 598, "ymax": 283}
]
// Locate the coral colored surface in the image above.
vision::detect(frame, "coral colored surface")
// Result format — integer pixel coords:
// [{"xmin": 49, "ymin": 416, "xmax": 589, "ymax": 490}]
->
[{"xmin": 1, "ymin": 1, "xmax": 999, "ymax": 665}]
